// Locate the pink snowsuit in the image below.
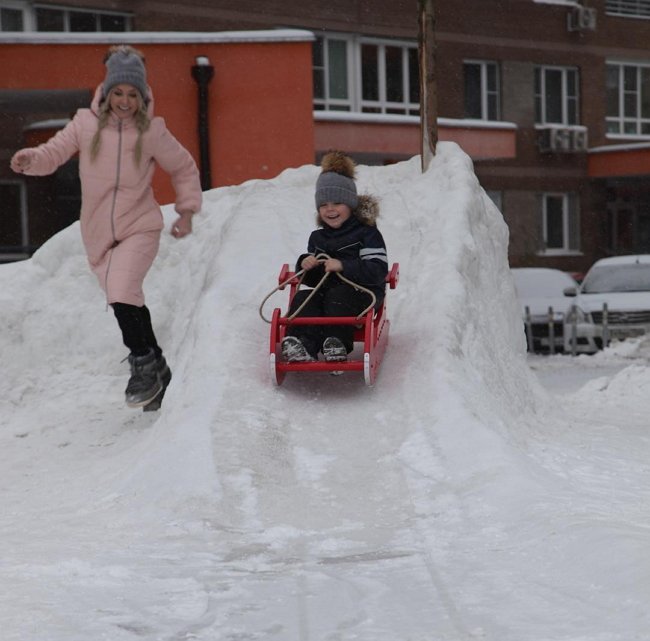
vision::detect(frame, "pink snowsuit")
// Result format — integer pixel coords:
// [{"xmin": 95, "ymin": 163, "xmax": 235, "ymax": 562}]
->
[{"xmin": 18, "ymin": 86, "xmax": 202, "ymax": 306}]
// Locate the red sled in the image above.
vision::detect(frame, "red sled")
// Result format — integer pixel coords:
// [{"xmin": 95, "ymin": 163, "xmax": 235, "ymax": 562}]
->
[{"xmin": 269, "ymin": 263, "xmax": 399, "ymax": 386}]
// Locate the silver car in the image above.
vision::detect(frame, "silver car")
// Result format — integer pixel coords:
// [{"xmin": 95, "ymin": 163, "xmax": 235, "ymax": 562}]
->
[{"xmin": 563, "ymin": 255, "xmax": 650, "ymax": 353}]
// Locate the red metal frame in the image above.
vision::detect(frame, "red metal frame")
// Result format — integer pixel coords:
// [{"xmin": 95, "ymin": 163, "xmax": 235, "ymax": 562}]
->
[{"xmin": 269, "ymin": 263, "xmax": 399, "ymax": 386}]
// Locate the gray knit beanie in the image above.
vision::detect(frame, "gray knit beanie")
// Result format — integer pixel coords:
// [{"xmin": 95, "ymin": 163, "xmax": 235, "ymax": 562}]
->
[
  {"xmin": 315, "ymin": 171, "xmax": 358, "ymax": 210},
  {"xmin": 103, "ymin": 46, "xmax": 147, "ymax": 100}
]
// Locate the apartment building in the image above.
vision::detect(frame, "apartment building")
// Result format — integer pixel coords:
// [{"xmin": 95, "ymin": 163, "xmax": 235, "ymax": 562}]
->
[{"xmin": 2, "ymin": 0, "xmax": 650, "ymax": 274}]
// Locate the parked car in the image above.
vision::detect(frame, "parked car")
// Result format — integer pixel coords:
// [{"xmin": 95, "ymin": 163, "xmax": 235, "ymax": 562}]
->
[
  {"xmin": 563, "ymin": 255, "xmax": 650, "ymax": 353},
  {"xmin": 511, "ymin": 267, "xmax": 579, "ymax": 353}
]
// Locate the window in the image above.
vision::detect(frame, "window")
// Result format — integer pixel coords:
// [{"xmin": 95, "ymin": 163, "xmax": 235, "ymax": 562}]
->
[
  {"xmin": 1, "ymin": 6, "xmax": 24, "ymax": 31},
  {"xmin": 99, "ymin": 13, "xmax": 128, "ymax": 32},
  {"xmin": 313, "ymin": 36, "xmax": 352, "ymax": 111},
  {"xmin": 606, "ymin": 0, "xmax": 650, "ymax": 18},
  {"xmin": 606, "ymin": 62, "xmax": 650, "ymax": 135},
  {"xmin": 535, "ymin": 66, "xmax": 579, "ymax": 125},
  {"xmin": 0, "ymin": 181, "xmax": 28, "ymax": 259},
  {"xmin": 35, "ymin": 7, "xmax": 64, "ymax": 30},
  {"xmin": 1, "ymin": 3, "xmax": 131, "ymax": 31},
  {"xmin": 464, "ymin": 61, "xmax": 500, "ymax": 120},
  {"xmin": 360, "ymin": 40, "xmax": 419, "ymax": 115},
  {"xmin": 541, "ymin": 193, "xmax": 580, "ymax": 254},
  {"xmin": 35, "ymin": 5, "xmax": 129, "ymax": 31},
  {"xmin": 313, "ymin": 34, "xmax": 419, "ymax": 115}
]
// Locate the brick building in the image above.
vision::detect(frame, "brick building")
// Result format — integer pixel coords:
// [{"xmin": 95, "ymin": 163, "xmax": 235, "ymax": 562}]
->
[{"xmin": 3, "ymin": 0, "xmax": 650, "ymax": 273}]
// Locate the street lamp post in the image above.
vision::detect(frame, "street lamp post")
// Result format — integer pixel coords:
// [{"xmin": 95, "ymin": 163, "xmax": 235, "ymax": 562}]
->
[{"xmin": 191, "ymin": 55, "xmax": 215, "ymax": 190}]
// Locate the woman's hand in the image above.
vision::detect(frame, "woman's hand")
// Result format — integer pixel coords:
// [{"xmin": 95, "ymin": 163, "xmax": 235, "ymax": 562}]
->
[
  {"xmin": 10, "ymin": 150, "xmax": 34, "ymax": 174},
  {"xmin": 171, "ymin": 211, "xmax": 193, "ymax": 238}
]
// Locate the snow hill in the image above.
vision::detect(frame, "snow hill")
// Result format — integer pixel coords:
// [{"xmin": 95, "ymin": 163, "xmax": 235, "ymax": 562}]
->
[{"xmin": 1, "ymin": 142, "xmax": 649, "ymax": 640}]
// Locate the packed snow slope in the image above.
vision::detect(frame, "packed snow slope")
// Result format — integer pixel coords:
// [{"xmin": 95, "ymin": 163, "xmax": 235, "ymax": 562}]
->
[{"xmin": 1, "ymin": 142, "xmax": 650, "ymax": 640}]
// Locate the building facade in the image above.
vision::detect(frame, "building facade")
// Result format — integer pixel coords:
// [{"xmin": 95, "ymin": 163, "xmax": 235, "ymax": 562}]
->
[{"xmin": 3, "ymin": 0, "xmax": 650, "ymax": 274}]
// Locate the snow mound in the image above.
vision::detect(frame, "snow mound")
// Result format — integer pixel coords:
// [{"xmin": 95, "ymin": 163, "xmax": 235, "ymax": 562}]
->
[{"xmin": 13, "ymin": 144, "xmax": 649, "ymax": 640}]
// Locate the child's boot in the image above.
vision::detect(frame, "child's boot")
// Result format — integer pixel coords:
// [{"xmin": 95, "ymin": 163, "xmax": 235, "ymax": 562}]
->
[
  {"xmin": 125, "ymin": 348, "xmax": 162, "ymax": 407},
  {"xmin": 322, "ymin": 336, "xmax": 347, "ymax": 362},
  {"xmin": 142, "ymin": 354, "xmax": 172, "ymax": 412},
  {"xmin": 281, "ymin": 336, "xmax": 315, "ymax": 362}
]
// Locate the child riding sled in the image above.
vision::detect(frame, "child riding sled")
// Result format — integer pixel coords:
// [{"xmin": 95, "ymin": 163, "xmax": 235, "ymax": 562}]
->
[{"xmin": 281, "ymin": 151, "xmax": 389, "ymax": 364}]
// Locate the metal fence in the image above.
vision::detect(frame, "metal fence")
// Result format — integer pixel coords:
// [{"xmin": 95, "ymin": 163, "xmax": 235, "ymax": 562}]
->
[{"xmin": 524, "ymin": 303, "xmax": 610, "ymax": 355}]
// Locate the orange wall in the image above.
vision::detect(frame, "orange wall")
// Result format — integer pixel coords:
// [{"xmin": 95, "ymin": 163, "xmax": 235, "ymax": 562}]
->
[
  {"xmin": 314, "ymin": 119, "xmax": 516, "ymax": 160},
  {"xmin": 588, "ymin": 147, "xmax": 650, "ymax": 178},
  {"xmin": 2, "ymin": 39, "xmax": 315, "ymax": 204},
  {"xmin": 438, "ymin": 126, "xmax": 516, "ymax": 160},
  {"xmin": 314, "ymin": 120, "xmax": 420, "ymax": 156}
]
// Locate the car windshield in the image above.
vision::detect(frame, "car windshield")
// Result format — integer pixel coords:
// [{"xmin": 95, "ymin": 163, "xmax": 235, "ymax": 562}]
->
[
  {"xmin": 512, "ymin": 270, "xmax": 575, "ymax": 298},
  {"xmin": 581, "ymin": 263, "xmax": 650, "ymax": 293}
]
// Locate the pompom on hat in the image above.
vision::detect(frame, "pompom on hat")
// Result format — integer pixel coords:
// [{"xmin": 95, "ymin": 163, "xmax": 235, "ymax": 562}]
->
[
  {"xmin": 315, "ymin": 151, "xmax": 358, "ymax": 210},
  {"xmin": 102, "ymin": 45, "xmax": 147, "ymax": 100}
]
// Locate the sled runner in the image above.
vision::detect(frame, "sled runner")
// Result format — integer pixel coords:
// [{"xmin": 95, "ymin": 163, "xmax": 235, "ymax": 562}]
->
[{"xmin": 262, "ymin": 262, "xmax": 399, "ymax": 386}]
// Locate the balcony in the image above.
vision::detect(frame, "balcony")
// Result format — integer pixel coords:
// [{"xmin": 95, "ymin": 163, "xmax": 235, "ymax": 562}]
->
[{"xmin": 314, "ymin": 112, "xmax": 517, "ymax": 161}]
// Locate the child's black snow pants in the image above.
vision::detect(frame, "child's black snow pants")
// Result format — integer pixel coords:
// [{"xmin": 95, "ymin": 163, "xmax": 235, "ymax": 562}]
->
[{"xmin": 285, "ymin": 282, "xmax": 376, "ymax": 358}]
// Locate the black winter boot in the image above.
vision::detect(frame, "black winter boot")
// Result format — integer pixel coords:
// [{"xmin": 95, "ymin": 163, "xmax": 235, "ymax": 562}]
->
[
  {"xmin": 125, "ymin": 349, "xmax": 162, "ymax": 408},
  {"xmin": 322, "ymin": 336, "xmax": 348, "ymax": 362},
  {"xmin": 142, "ymin": 355, "xmax": 172, "ymax": 412}
]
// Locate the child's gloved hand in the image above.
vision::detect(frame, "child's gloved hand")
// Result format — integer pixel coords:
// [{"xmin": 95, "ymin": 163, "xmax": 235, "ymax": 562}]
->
[
  {"xmin": 323, "ymin": 258, "xmax": 343, "ymax": 273},
  {"xmin": 301, "ymin": 255, "xmax": 320, "ymax": 271}
]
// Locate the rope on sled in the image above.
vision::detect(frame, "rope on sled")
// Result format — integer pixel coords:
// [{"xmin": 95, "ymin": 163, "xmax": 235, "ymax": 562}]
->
[{"xmin": 258, "ymin": 253, "xmax": 376, "ymax": 324}]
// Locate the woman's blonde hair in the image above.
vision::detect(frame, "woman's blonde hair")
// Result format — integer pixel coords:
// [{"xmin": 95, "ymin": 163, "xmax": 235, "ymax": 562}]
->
[{"xmin": 90, "ymin": 46, "xmax": 151, "ymax": 164}]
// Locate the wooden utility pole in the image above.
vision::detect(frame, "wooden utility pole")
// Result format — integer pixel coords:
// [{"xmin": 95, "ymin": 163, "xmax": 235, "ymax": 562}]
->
[{"xmin": 418, "ymin": 0, "xmax": 438, "ymax": 171}]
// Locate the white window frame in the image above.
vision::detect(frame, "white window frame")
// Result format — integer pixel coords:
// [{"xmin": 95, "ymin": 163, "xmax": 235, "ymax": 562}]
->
[
  {"xmin": 606, "ymin": 61, "xmax": 650, "ymax": 137},
  {"xmin": 34, "ymin": 4, "xmax": 131, "ymax": 31},
  {"xmin": 535, "ymin": 65, "xmax": 580, "ymax": 126},
  {"xmin": 357, "ymin": 36, "xmax": 419, "ymax": 115},
  {"xmin": 313, "ymin": 32, "xmax": 419, "ymax": 116},
  {"xmin": 540, "ymin": 192, "xmax": 581, "ymax": 255},
  {"xmin": 463, "ymin": 59, "xmax": 500, "ymax": 121},
  {"xmin": 313, "ymin": 35, "xmax": 354, "ymax": 111},
  {"xmin": 0, "ymin": 0, "xmax": 30, "ymax": 30},
  {"xmin": 2, "ymin": 2, "xmax": 131, "ymax": 31},
  {"xmin": 605, "ymin": 0, "xmax": 650, "ymax": 18}
]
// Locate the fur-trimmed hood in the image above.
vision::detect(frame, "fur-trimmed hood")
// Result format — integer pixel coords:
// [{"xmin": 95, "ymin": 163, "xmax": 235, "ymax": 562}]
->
[{"xmin": 354, "ymin": 193, "xmax": 380, "ymax": 226}]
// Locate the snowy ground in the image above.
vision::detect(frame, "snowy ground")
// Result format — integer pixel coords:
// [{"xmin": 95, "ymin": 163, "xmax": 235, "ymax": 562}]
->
[{"xmin": 2, "ymin": 143, "xmax": 650, "ymax": 640}]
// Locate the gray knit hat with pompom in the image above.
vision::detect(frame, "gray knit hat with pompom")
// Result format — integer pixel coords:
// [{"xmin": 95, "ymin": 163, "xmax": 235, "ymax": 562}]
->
[
  {"xmin": 103, "ymin": 46, "xmax": 147, "ymax": 100},
  {"xmin": 314, "ymin": 151, "xmax": 359, "ymax": 210}
]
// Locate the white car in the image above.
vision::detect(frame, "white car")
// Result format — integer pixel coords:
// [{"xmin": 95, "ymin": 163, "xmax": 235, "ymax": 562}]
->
[
  {"xmin": 511, "ymin": 268, "xmax": 579, "ymax": 353},
  {"xmin": 563, "ymin": 255, "xmax": 650, "ymax": 353}
]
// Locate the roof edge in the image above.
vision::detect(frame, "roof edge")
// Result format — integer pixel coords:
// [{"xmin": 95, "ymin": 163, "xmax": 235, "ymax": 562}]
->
[{"xmin": 0, "ymin": 29, "xmax": 315, "ymax": 45}]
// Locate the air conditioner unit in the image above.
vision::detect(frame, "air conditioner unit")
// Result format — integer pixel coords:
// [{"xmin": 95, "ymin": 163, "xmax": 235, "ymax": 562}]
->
[
  {"xmin": 567, "ymin": 6, "xmax": 597, "ymax": 32},
  {"xmin": 538, "ymin": 127, "xmax": 573, "ymax": 153},
  {"xmin": 572, "ymin": 128, "xmax": 588, "ymax": 152}
]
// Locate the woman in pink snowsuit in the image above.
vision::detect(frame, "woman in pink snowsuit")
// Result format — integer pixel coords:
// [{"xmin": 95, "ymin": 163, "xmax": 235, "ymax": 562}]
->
[{"xmin": 10, "ymin": 45, "xmax": 202, "ymax": 410}]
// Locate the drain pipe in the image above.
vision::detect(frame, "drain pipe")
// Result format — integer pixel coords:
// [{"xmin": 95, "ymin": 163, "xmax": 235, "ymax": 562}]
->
[{"xmin": 191, "ymin": 55, "xmax": 215, "ymax": 190}]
